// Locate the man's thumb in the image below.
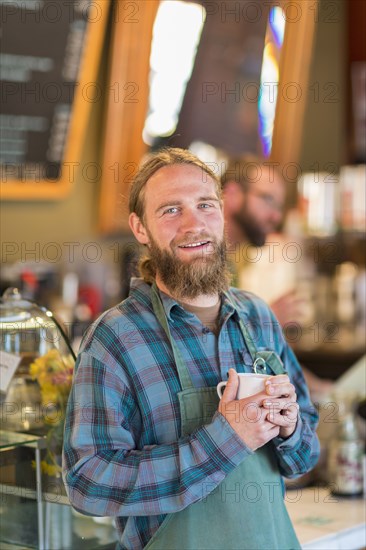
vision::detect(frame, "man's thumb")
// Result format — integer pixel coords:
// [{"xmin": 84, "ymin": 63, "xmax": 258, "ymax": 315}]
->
[{"xmin": 221, "ymin": 369, "xmax": 239, "ymax": 402}]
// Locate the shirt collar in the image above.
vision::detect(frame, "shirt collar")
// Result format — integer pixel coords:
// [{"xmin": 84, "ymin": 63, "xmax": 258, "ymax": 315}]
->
[
  {"xmin": 157, "ymin": 287, "xmax": 183, "ymax": 321},
  {"xmin": 129, "ymin": 278, "xmax": 183, "ymax": 320},
  {"xmin": 129, "ymin": 278, "xmax": 247, "ymax": 323},
  {"xmin": 129, "ymin": 277, "xmax": 151, "ymax": 297},
  {"xmin": 221, "ymin": 289, "xmax": 247, "ymax": 324}
]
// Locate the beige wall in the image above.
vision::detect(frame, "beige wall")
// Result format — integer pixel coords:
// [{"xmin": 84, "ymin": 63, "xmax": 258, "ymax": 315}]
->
[{"xmin": 1, "ymin": 111, "xmax": 101, "ymax": 264}]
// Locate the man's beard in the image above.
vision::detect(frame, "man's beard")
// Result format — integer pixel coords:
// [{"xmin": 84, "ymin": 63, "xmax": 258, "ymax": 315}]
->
[
  {"xmin": 233, "ymin": 210, "xmax": 267, "ymax": 247},
  {"xmin": 147, "ymin": 231, "xmax": 230, "ymax": 300}
]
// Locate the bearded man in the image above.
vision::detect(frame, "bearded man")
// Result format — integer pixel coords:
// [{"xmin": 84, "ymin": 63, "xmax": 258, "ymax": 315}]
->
[
  {"xmin": 222, "ymin": 156, "xmax": 334, "ymax": 396},
  {"xmin": 63, "ymin": 148, "xmax": 319, "ymax": 550}
]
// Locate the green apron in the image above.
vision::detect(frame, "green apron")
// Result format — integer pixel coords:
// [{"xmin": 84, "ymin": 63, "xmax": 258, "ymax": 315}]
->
[{"xmin": 145, "ymin": 284, "xmax": 300, "ymax": 550}]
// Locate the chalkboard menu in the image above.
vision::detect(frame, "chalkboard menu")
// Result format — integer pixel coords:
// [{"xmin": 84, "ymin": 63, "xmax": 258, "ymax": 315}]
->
[{"xmin": 0, "ymin": 0, "xmax": 110, "ymax": 200}]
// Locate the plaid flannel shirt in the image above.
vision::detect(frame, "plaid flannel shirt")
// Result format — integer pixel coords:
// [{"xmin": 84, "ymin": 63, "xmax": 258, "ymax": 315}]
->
[{"xmin": 62, "ymin": 278, "xmax": 319, "ymax": 549}]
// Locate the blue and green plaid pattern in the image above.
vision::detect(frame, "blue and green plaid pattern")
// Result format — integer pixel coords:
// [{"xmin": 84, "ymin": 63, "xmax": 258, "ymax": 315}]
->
[{"xmin": 62, "ymin": 278, "xmax": 319, "ymax": 549}]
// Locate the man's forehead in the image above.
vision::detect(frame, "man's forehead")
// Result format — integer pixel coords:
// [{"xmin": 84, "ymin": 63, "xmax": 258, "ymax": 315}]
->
[
  {"xmin": 150, "ymin": 163, "xmax": 208, "ymax": 178},
  {"xmin": 250, "ymin": 167, "xmax": 285, "ymax": 193},
  {"xmin": 146, "ymin": 164, "xmax": 218, "ymax": 191}
]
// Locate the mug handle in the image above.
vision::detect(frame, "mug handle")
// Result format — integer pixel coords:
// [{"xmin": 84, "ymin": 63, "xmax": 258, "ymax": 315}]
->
[{"xmin": 217, "ymin": 381, "xmax": 227, "ymax": 399}]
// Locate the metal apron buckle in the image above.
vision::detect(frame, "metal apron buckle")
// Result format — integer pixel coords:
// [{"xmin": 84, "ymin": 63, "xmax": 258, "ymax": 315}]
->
[{"xmin": 253, "ymin": 356, "xmax": 267, "ymax": 374}]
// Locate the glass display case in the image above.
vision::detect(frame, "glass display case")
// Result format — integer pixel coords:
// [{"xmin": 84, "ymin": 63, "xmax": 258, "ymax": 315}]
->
[
  {"xmin": 0, "ymin": 287, "xmax": 75, "ymax": 433},
  {"xmin": 0, "ymin": 429, "xmax": 118, "ymax": 549},
  {"xmin": 0, "ymin": 290, "xmax": 119, "ymax": 548}
]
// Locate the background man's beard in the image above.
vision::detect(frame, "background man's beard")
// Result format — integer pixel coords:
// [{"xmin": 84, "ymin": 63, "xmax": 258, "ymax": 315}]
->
[
  {"xmin": 148, "ymin": 235, "xmax": 230, "ymax": 299},
  {"xmin": 233, "ymin": 211, "xmax": 267, "ymax": 247}
]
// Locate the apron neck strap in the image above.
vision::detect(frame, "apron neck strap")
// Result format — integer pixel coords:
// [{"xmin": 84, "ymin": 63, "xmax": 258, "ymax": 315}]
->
[
  {"xmin": 223, "ymin": 291, "xmax": 257, "ymax": 360},
  {"xmin": 151, "ymin": 283, "xmax": 194, "ymax": 390},
  {"xmin": 223, "ymin": 291, "xmax": 287, "ymax": 376}
]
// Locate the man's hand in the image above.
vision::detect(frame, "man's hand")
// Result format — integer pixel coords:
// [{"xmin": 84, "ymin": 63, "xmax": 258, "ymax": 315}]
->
[
  {"xmin": 218, "ymin": 369, "xmax": 280, "ymax": 451},
  {"xmin": 262, "ymin": 374, "xmax": 299, "ymax": 438}
]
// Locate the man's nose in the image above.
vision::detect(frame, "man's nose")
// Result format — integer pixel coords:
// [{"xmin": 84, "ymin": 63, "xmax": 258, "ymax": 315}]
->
[
  {"xmin": 180, "ymin": 209, "xmax": 206, "ymax": 232},
  {"xmin": 271, "ymin": 210, "xmax": 282, "ymax": 226}
]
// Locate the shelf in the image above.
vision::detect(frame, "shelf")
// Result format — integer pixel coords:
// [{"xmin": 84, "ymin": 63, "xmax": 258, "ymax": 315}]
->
[
  {"xmin": 0, "ymin": 431, "xmax": 119, "ymax": 549},
  {"xmin": 0, "ymin": 494, "xmax": 118, "ymax": 549},
  {"xmin": 0, "ymin": 430, "xmax": 46, "ymax": 451}
]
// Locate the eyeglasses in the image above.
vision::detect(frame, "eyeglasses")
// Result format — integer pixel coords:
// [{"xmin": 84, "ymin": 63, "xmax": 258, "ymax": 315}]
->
[{"xmin": 247, "ymin": 190, "xmax": 284, "ymax": 213}]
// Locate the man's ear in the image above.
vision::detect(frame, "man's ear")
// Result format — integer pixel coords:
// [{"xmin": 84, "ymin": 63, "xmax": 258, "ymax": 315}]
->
[{"xmin": 129, "ymin": 213, "xmax": 149, "ymax": 245}]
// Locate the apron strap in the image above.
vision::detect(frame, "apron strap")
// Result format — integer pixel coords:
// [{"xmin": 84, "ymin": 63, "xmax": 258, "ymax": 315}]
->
[
  {"xmin": 254, "ymin": 351, "xmax": 286, "ymax": 376},
  {"xmin": 151, "ymin": 283, "xmax": 194, "ymax": 390},
  {"xmin": 223, "ymin": 291, "xmax": 287, "ymax": 376},
  {"xmin": 151, "ymin": 284, "xmax": 287, "ymax": 390}
]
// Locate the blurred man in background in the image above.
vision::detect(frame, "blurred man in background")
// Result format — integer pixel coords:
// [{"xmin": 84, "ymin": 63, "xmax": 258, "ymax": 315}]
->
[{"xmin": 222, "ymin": 156, "xmax": 333, "ymax": 396}]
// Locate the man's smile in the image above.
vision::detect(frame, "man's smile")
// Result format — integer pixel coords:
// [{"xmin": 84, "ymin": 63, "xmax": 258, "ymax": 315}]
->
[{"xmin": 178, "ymin": 240, "xmax": 211, "ymax": 249}]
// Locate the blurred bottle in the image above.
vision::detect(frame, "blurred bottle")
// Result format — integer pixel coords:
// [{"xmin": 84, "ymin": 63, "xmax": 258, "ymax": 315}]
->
[
  {"xmin": 298, "ymin": 172, "xmax": 338, "ymax": 236},
  {"xmin": 328, "ymin": 397, "xmax": 363, "ymax": 496},
  {"xmin": 334, "ymin": 262, "xmax": 358, "ymax": 325},
  {"xmin": 339, "ymin": 165, "xmax": 366, "ymax": 232}
]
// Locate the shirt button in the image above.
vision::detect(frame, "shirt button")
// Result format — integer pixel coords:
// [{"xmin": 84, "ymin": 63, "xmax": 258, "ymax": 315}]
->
[{"xmin": 202, "ymin": 327, "xmax": 210, "ymax": 334}]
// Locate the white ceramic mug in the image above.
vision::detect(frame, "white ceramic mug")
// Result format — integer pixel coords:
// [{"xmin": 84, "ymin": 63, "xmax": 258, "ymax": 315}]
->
[{"xmin": 217, "ymin": 373, "xmax": 271, "ymax": 400}]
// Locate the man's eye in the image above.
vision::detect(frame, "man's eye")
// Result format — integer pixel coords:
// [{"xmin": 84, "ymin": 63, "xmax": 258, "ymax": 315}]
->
[
  {"xmin": 198, "ymin": 203, "xmax": 211, "ymax": 209},
  {"xmin": 163, "ymin": 207, "xmax": 179, "ymax": 215}
]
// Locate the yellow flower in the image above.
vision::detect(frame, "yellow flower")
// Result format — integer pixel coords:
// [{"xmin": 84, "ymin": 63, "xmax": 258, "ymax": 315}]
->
[
  {"xmin": 30, "ymin": 350, "xmax": 74, "ymax": 407},
  {"xmin": 42, "ymin": 461, "xmax": 61, "ymax": 476},
  {"xmin": 30, "ymin": 350, "xmax": 75, "ymax": 476},
  {"xmin": 31, "ymin": 459, "xmax": 61, "ymax": 476}
]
